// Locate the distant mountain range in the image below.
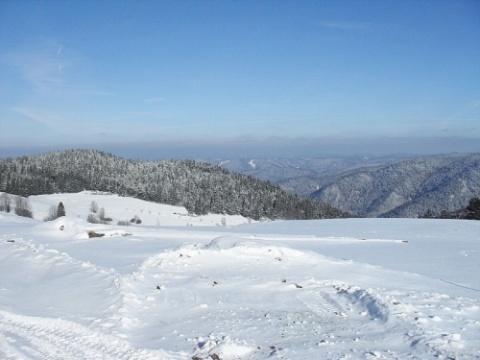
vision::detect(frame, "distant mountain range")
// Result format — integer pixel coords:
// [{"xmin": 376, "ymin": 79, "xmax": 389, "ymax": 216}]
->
[
  {"xmin": 4, "ymin": 150, "xmax": 479, "ymax": 219},
  {"xmin": 213, "ymin": 156, "xmax": 405, "ymax": 196},
  {"xmin": 0, "ymin": 150, "xmax": 346, "ymax": 221},
  {"xmin": 214, "ymin": 154, "xmax": 480, "ymax": 218}
]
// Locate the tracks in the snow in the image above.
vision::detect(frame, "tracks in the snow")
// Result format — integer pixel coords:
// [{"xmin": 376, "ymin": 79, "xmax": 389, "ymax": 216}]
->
[
  {"xmin": 297, "ymin": 287, "xmax": 345, "ymax": 317},
  {"xmin": 0, "ymin": 310, "xmax": 180, "ymax": 360}
]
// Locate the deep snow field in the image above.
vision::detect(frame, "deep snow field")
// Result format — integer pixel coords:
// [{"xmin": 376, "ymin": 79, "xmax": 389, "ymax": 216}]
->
[{"xmin": 1, "ymin": 192, "xmax": 479, "ymax": 359}]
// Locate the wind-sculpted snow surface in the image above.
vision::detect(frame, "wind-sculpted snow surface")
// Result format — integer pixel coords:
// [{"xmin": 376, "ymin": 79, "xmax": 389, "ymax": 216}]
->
[{"xmin": 1, "ymin": 193, "xmax": 480, "ymax": 359}]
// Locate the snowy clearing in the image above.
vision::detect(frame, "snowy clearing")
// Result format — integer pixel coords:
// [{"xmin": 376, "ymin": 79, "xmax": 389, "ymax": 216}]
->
[{"xmin": 0, "ymin": 192, "xmax": 479, "ymax": 359}]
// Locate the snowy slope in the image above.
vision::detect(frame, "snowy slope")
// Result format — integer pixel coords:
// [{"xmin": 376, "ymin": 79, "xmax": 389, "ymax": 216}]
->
[{"xmin": 1, "ymin": 192, "xmax": 479, "ymax": 359}]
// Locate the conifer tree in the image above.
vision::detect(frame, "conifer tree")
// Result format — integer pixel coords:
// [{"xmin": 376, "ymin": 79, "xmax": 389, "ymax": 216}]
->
[
  {"xmin": 465, "ymin": 197, "xmax": 480, "ymax": 220},
  {"xmin": 57, "ymin": 202, "xmax": 66, "ymax": 217}
]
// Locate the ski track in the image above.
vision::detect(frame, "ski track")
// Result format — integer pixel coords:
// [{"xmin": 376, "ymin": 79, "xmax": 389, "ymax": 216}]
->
[
  {"xmin": 2, "ymin": 227, "xmax": 480, "ymax": 359},
  {"xmin": 0, "ymin": 309, "xmax": 181, "ymax": 360}
]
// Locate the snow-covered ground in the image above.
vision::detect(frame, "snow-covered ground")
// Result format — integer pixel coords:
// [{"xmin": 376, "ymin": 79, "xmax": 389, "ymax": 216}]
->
[{"xmin": 1, "ymin": 192, "xmax": 479, "ymax": 359}]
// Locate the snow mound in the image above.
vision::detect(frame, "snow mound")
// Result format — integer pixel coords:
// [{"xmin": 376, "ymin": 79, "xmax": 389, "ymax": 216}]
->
[
  {"xmin": 33, "ymin": 217, "xmax": 83, "ymax": 238},
  {"xmin": 205, "ymin": 235, "xmax": 244, "ymax": 250},
  {"xmin": 191, "ymin": 335, "xmax": 255, "ymax": 360},
  {"xmin": 205, "ymin": 235, "xmax": 302, "ymax": 258}
]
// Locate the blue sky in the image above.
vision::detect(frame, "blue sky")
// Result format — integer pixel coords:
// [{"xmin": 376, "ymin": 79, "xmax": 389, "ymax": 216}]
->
[{"xmin": 1, "ymin": 0, "xmax": 479, "ymax": 158}]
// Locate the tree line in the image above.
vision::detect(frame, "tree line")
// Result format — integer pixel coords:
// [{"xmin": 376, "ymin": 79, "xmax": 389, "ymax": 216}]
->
[
  {"xmin": 0, "ymin": 150, "xmax": 347, "ymax": 220},
  {"xmin": 420, "ymin": 197, "xmax": 480, "ymax": 220}
]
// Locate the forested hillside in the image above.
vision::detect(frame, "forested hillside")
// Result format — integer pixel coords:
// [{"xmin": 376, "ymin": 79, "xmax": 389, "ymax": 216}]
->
[
  {"xmin": 310, "ymin": 154, "xmax": 480, "ymax": 218},
  {"xmin": 214, "ymin": 156, "xmax": 404, "ymax": 197},
  {"xmin": 0, "ymin": 150, "xmax": 346, "ymax": 220}
]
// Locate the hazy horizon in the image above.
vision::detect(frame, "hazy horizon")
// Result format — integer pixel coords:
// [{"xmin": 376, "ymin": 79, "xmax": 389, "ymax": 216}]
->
[
  {"xmin": 1, "ymin": 1, "xmax": 479, "ymax": 156},
  {"xmin": 1, "ymin": 135, "xmax": 480, "ymax": 161}
]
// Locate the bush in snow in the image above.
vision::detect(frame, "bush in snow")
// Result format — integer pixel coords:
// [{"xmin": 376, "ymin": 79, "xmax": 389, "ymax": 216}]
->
[
  {"xmin": 87, "ymin": 213, "xmax": 100, "ymax": 224},
  {"xmin": 44, "ymin": 205, "xmax": 59, "ymax": 221},
  {"xmin": 87, "ymin": 213, "xmax": 112, "ymax": 225},
  {"xmin": 97, "ymin": 207, "xmax": 112, "ymax": 222},
  {"xmin": 0, "ymin": 193, "xmax": 10, "ymax": 212},
  {"xmin": 90, "ymin": 201, "xmax": 98, "ymax": 213},
  {"xmin": 130, "ymin": 215, "xmax": 142, "ymax": 224},
  {"xmin": 98, "ymin": 207, "xmax": 105, "ymax": 220},
  {"xmin": 44, "ymin": 202, "xmax": 66, "ymax": 222},
  {"xmin": 14, "ymin": 196, "xmax": 33, "ymax": 218}
]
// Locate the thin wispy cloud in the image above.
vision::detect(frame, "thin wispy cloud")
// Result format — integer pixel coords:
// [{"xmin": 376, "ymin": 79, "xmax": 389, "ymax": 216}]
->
[
  {"xmin": 21, "ymin": 55, "xmax": 63, "ymax": 89},
  {"xmin": 1, "ymin": 47, "xmax": 69, "ymax": 93},
  {"xmin": 13, "ymin": 107, "xmax": 66, "ymax": 128},
  {"xmin": 1, "ymin": 43, "xmax": 112, "ymax": 98},
  {"xmin": 11, "ymin": 107, "xmax": 104, "ymax": 144}
]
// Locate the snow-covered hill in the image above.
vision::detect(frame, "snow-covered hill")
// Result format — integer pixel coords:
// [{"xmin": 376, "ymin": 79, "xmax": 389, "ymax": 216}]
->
[
  {"xmin": 0, "ymin": 150, "xmax": 346, "ymax": 220},
  {"xmin": 214, "ymin": 154, "xmax": 480, "ymax": 218},
  {"xmin": 311, "ymin": 154, "xmax": 480, "ymax": 217},
  {"xmin": 1, "ymin": 192, "xmax": 479, "ymax": 359}
]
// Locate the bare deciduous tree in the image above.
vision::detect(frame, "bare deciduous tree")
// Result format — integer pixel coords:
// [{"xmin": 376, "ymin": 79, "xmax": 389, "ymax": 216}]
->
[
  {"xmin": 44, "ymin": 202, "xmax": 66, "ymax": 221},
  {"xmin": 90, "ymin": 201, "xmax": 98, "ymax": 213},
  {"xmin": 98, "ymin": 207, "xmax": 107, "ymax": 221},
  {"xmin": 0, "ymin": 193, "xmax": 10, "ymax": 212},
  {"xmin": 15, "ymin": 196, "xmax": 33, "ymax": 218}
]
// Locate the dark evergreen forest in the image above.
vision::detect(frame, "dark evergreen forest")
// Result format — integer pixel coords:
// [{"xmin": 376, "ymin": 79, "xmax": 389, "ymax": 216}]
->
[
  {"xmin": 0, "ymin": 150, "xmax": 347, "ymax": 220},
  {"xmin": 420, "ymin": 197, "xmax": 480, "ymax": 220}
]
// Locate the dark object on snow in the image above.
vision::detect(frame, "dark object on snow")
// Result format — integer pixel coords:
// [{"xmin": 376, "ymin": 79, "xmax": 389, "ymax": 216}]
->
[{"xmin": 87, "ymin": 231, "xmax": 105, "ymax": 238}]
